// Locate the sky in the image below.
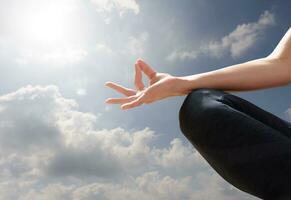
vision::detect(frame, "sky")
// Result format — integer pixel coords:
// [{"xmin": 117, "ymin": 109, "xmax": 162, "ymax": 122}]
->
[{"xmin": 0, "ymin": 0, "xmax": 290, "ymax": 199}]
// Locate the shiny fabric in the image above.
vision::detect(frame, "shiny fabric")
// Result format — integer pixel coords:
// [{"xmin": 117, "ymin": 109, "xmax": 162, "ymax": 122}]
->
[{"xmin": 179, "ymin": 88, "xmax": 291, "ymax": 200}]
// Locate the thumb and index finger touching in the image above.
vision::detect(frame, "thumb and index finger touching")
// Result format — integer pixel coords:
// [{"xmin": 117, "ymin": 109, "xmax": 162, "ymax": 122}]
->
[
  {"xmin": 105, "ymin": 59, "xmax": 157, "ymax": 106},
  {"xmin": 119, "ymin": 59, "xmax": 158, "ymax": 110},
  {"xmin": 137, "ymin": 59, "xmax": 157, "ymax": 80},
  {"xmin": 135, "ymin": 59, "xmax": 157, "ymax": 91}
]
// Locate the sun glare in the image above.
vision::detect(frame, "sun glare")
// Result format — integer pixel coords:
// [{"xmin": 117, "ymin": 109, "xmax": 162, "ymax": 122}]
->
[
  {"xmin": 27, "ymin": 10, "xmax": 65, "ymax": 43},
  {"xmin": 11, "ymin": 1, "xmax": 88, "ymax": 65},
  {"xmin": 23, "ymin": 4, "xmax": 71, "ymax": 45}
]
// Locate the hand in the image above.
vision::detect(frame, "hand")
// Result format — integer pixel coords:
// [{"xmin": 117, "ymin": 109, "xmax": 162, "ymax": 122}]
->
[{"xmin": 104, "ymin": 59, "xmax": 191, "ymax": 110}]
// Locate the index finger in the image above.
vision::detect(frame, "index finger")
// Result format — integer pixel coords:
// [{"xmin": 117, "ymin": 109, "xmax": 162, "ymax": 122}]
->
[
  {"xmin": 135, "ymin": 63, "xmax": 145, "ymax": 91},
  {"xmin": 136, "ymin": 59, "xmax": 157, "ymax": 79},
  {"xmin": 105, "ymin": 81, "xmax": 136, "ymax": 96}
]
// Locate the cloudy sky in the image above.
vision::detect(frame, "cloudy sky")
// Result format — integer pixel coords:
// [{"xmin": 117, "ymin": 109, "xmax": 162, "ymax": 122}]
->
[{"xmin": 0, "ymin": 0, "xmax": 290, "ymax": 199}]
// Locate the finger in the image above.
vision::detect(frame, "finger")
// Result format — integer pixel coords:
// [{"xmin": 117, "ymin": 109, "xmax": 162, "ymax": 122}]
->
[
  {"xmin": 105, "ymin": 81, "xmax": 136, "ymax": 96},
  {"xmin": 135, "ymin": 63, "xmax": 145, "ymax": 91},
  {"xmin": 121, "ymin": 93, "xmax": 145, "ymax": 110},
  {"xmin": 136, "ymin": 59, "xmax": 157, "ymax": 79},
  {"xmin": 105, "ymin": 95, "xmax": 138, "ymax": 104}
]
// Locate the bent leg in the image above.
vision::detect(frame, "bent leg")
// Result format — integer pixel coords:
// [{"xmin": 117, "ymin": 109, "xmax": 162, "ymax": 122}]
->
[{"xmin": 179, "ymin": 88, "xmax": 291, "ymax": 199}]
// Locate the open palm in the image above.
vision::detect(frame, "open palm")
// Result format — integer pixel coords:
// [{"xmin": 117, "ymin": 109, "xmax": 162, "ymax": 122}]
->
[{"xmin": 104, "ymin": 59, "xmax": 188, "ymax": 110}]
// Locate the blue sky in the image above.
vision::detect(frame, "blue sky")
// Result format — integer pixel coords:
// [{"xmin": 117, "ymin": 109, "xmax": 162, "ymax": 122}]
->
[{"xmin": 0, "ymin": 0, "xmax": 290, "ymax": 199}]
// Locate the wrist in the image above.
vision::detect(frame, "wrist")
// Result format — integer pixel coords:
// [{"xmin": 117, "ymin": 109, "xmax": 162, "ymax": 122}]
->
[{"xmin": 175, "ymin": 75, "xmax": 201, "ymax": 96}]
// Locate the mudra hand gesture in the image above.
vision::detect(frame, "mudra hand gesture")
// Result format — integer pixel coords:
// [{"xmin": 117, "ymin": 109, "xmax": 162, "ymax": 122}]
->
[{"xmin": 104, "ymin": 59, "xmax": 190, "ymax": 110}]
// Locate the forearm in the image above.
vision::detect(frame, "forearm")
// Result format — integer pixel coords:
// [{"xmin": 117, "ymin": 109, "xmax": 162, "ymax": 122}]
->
[{"xmin": 179, "ymin": 57, "xmax": 291, "ymax": 93}]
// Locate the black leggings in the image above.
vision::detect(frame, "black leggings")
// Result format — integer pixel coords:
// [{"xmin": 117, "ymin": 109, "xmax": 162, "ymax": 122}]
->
[{"xmin": 179, "ymin": 88, "xmax": 291, "ymax": 200}]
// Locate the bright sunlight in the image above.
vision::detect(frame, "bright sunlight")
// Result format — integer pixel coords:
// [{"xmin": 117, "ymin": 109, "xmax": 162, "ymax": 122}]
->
[
  {"xmin": 11, "ymin": 0, "xmax": 86, "ymax": 65},
  {"xmin": 16, "ymin": 1, "xmax": 79, "ymax": 47},
  {"xmin": 26, "ymin": 8, "xmax": 66, "ymax": 44},
  {"xmin": 23, "ymin": 3, "xmax": 71, "ymax": 45}
]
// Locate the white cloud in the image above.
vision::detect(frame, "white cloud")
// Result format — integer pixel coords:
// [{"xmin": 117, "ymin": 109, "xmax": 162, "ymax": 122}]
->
[
  {"xmin": 19, "ymin": 171, "xmax": 257, "ymax": 200},
  {"xmin": 15, "ymin": 46, "xmax": 88, "ymax": 66},
  {"xmin": 166, "ymin": 10, "xmax": 275, "ymax": 62},
  {"xmin": 90, "ymin": 0, "xmax": 140, "ymax": 16},
  {"xmin": 126, "ymin": 32, "xmax": 149, "ymax": 57},
  {"xmin": 0, "ymin": 85, "xmax": 259, "ymax": 199},
  {"xmin": 42, "ymin": 47, "xmax": 88, "ymax": 64},
  {"xmin": 76, "ymin": 88, "xmax": 87, "ymax": 96},
  {"xmin": 96, "ymin": 43, "xmax": 113, "ymax": 54},
  {"xmin": 166, "ymin": 50, "xmax": 198, "ymax": 62}
]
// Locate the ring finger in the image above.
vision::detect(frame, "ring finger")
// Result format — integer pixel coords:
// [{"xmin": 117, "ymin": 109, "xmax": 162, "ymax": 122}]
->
[{"xmin": 105, "ymin": 95, "xmax": 138, "ymax": 104}]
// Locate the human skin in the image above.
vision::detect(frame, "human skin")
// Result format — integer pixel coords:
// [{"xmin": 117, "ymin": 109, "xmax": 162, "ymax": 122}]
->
[{"xmin": 104, "ymin": 27, "xmax": 291, "ymax": 110}]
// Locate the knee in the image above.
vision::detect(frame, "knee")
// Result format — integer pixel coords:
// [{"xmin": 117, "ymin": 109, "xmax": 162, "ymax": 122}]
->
[{"xmin": 178, "ymin": 88, "xmax": 225, "ymax": 140}]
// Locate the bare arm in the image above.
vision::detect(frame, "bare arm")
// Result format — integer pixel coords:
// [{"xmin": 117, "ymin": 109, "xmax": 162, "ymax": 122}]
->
[
  {"xmin": 179, "ymin": 27, "xmax": 291, "ymax": 93},
  {"xmin": 105, "ymin": 28, "xmax": 291, "ymax": 110}
]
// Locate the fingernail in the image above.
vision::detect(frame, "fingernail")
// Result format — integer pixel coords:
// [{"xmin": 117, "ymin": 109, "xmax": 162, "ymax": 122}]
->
[{"xmin": 136, "ymin": 58, "xmax": 143, "ymax": 64}]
